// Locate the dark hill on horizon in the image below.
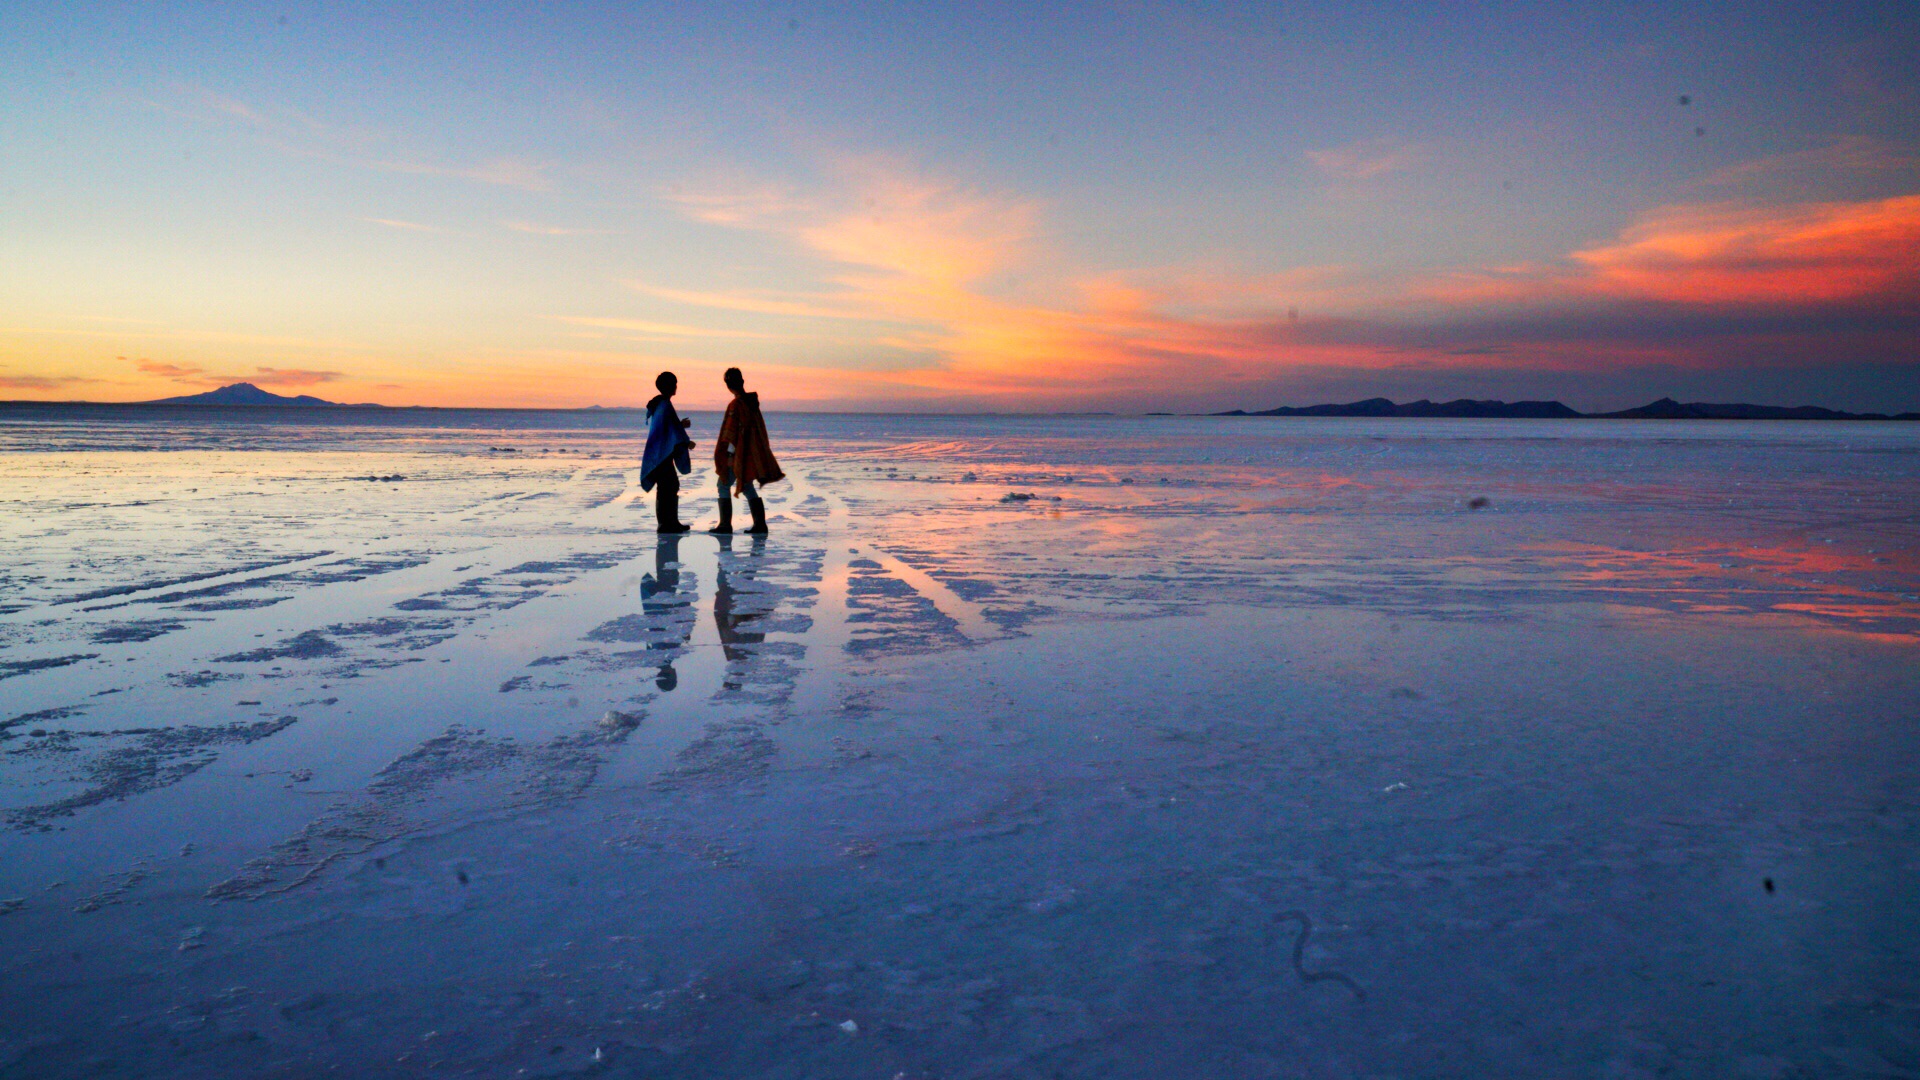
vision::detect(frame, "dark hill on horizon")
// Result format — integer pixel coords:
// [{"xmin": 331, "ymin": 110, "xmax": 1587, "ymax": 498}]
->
[
  {"xmin": 1590, "ymin": 397, "xmax": 1919, "ymax": 420},
  {"xmin": 1218, "ymin": 396, "xmax": 1919, "ymax": 420},
  {"xmin": 146, "ymin": 382, "xmax": 384, "ymax": 407},
  {"xmin": 1222, "ymin": 397, "xmax": 1580, "ymax": 419}
]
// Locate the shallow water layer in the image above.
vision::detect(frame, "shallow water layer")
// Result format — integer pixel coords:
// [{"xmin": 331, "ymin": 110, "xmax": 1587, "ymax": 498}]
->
[{"xmin": 1, "ymin": 409, "xmax": 1917, "ymax": 1078}]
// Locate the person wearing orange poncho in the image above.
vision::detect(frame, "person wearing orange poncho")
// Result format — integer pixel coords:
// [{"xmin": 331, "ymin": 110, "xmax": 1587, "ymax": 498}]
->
[{"xmin": 708, "ymin": 367, "xmax": 784, "ymax": 534}]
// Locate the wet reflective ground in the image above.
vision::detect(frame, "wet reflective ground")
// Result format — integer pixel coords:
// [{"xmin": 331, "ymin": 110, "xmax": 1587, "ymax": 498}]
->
[{"xmin": 1, "ymin": 411, "xmax": 1917, "ymax": 1078}]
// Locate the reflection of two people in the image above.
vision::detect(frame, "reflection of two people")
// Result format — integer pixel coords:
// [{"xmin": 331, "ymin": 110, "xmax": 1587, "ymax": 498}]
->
[
  {"xmin": 638, "ymin": 366, "xmax": 785, "ymax": 690},
  {"xmin": 640, "ymin": 533, "xmax": 686, "ymax": 691},
  {"xmin": 713, "ymin": 533, "xmax": 768, "ymax": 666},
  {"xmin": 638, "ymin": 532, "xmax": 768, "ymax": 692}
]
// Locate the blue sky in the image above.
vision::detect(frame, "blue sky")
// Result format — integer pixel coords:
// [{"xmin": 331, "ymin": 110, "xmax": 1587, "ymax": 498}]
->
[{"xmin": 4, "ymin": 1, "xmax": 1917, "ymax": 410}]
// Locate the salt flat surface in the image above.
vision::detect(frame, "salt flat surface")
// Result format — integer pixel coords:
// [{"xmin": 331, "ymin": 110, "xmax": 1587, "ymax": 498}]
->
[{"xmin": 1, "ymin": 409, "xmax": 1916, "ymax": 1078}]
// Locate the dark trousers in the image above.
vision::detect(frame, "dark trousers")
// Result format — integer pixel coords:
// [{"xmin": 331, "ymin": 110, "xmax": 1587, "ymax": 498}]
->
[{"xmin": 648, "ymin": 462, "xmax": 681, "ymax": 528}]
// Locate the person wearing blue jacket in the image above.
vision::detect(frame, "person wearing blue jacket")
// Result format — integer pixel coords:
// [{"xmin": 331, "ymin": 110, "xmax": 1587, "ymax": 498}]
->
[{"xmin": 640, "ymin": 371, "xmax": 694, "ymax": 533}]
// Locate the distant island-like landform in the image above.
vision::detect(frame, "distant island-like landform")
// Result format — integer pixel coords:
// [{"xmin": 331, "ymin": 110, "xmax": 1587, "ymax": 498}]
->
[
  {"xmin": 146, "ymin": 382, "xmax": 388, "ymax": 407},
  {"xmin": 1217, "ymin": 397, "xmax": 1920, "ymax": 421}
]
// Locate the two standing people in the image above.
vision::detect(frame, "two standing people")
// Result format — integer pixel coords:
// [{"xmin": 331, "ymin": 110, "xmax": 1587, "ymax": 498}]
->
[{"xmin": 640, "ymin": 367, "xmax": 783, "ymax": 535}]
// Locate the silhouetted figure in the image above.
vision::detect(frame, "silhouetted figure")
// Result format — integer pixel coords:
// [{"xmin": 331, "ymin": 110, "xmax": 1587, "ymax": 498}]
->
[
  {"xmin": 708, "ymin": 367, "xmax": 784, "ymax": 535},
  {"xmin": 641, "ymin": 371, "xmax": 694, "ymax": 533}
]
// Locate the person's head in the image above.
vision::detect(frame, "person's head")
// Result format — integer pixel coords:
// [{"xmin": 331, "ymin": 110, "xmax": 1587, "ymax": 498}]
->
[
  {"xmin": 723, "ymin": 367, "xmax": 745, "ymax": 393},
  {"xmin": 655, "ymin": 371, "xmax": 677, "ymax": 396}
]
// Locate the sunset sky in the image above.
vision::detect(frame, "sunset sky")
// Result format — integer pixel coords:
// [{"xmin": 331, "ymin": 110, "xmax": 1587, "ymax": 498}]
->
[{"xmin": 4, "ymin": 2, "xmax": 1917, "ymax": 412}]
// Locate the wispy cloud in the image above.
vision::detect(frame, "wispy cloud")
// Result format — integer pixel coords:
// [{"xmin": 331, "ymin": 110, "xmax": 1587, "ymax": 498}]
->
[
  {"xmin": 505, "ymin": 221, "xmax": 611, "ymax": 236},
  {"xmin": 623, "ymin": 281, "xmax": 865, "ymax": 321},
  {"xmin": 660, "ymin": 176, "xmax": 809, "ymax": 226},
  {"xmin": 134, "ymin": 360, "xmax": 205, "ymax": 380},
  {"xmin": 1699, "ymin": 135, "xmax": 1920, "ymax": 189},
  {"xmin": 193, "ymin": 89, "xmax": 268, "ymax": 126},
  {"xmin": 363, "ymin": 217, "xmax": 443, "ymax": 233},
  {"xmin": 371, "ymin": 156, "xmax": 553, "ymax": 191},
  {"xmin": 0, "ymin": 374, "xmax": 99, "ymax": 391},
  {"xmin": 2, "ymin": 326, "xmax": 361, "ymax": 351},
  {"xmin": 555, "ymin": 316, "xmax": 779, "ymax": 340},
  {"xmin": 1305, "ymin": 137, "xmax": 1426, "ymax": 180},
  {"xmin": 157, "ymin": 85, "xmax": 558, "ymax": 192},
  {"xmin": 134, "ymin": 359, "xmax": 345, "ymax": 387},
  {"xmin": 248, "ymin": 367, "xmax": 345, "ymax": 387}
]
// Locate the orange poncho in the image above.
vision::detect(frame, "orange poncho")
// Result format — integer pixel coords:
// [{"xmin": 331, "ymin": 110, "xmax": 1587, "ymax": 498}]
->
[{"xmin": 714, "ymin": 391, "xmax": 785, "ymax": 496}]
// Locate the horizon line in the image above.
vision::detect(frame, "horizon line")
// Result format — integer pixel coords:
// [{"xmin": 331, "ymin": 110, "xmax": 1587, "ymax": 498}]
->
[{"xmin": 5, "ymin": 397, "xmax": 1919, "ymax": 420}]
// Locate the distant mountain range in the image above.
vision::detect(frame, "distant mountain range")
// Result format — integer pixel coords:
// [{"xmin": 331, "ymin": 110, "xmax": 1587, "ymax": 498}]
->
[
  {"xmin": 147, "ymin": 383, "xmax": 384, "ymax": 407},
  {"xmin": 1217, "ymin": 396, "xmax": 1920, "ymax": 421}
]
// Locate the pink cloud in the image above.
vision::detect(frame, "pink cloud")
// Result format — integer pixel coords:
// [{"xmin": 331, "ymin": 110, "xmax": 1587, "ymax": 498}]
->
[{"xmin": 134, "ymin": 358, "xmax": 345, "ymax": 387}]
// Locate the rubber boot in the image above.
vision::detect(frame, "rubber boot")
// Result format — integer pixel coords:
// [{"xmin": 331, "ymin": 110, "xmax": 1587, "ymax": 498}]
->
[
  {"xmin": 707, "ymin": 494, "xmax": 733, "ymax": 534},
  {"xmin": 746, "ymin": 495, "xmax": 768, "ymax": 534},
  {"xmin": 657, "ymin": 486, "xmax": 690, "ymax": 533}
]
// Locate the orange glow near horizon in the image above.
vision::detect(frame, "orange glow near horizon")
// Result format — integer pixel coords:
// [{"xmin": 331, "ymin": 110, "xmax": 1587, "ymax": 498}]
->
[{"xmin": 5, "ymin": 170, "xmax": 1917, "ymax": 410}]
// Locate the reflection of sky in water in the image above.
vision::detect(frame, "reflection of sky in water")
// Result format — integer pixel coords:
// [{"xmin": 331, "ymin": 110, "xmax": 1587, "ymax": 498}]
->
[
  {"xmin": 1524, "ymin": 539, "xmax": 1920, "ymax": 642},
  {"xmin": 0, "ymin": 411, "xmax": 1916, "ymax": 1075}
]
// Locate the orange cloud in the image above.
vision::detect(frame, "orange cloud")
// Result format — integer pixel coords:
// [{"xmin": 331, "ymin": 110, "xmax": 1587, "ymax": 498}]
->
[
  {"xmin": 1573, "ymin": 195, "xmax": 1920, "ymax": 305},
  {"xmin": 135, "ymin": 359, "xmax": 205, "ymax": 380},
  {"xmin": 642, "ymin": 162, "xmax": 1464, "ymax": 403},
  {"xmin": 640, "ymin": 168, "xmax": 1920, "ymax": 408},
  {"xmin": 246, "ymin": 367, "xmax": 346, "ymax": 387},
  {"xmin": 1430, "ymin": 194, "xmax": 1920, "ymax": 308}
]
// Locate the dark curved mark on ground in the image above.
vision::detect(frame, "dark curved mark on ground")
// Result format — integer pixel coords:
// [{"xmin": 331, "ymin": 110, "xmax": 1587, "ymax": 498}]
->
[{"xmin": 1274, "ymin": 910, "xmax": 1365, "ymax": 1002}]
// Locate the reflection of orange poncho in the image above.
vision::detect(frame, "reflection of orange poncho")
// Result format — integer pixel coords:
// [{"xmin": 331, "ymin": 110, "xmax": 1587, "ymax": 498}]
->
[{"xmin": 714, "ymin": 391, "xmax": 785, "ymax": 496}]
